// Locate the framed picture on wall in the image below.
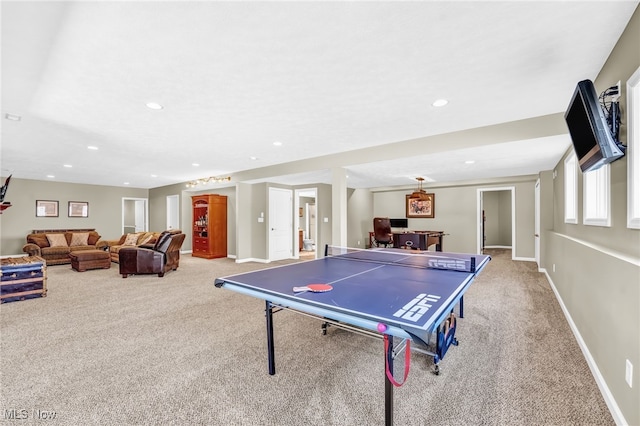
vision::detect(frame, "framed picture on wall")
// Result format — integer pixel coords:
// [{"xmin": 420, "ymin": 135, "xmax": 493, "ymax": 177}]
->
[
  {"xmin": 36, "ymin": 200, "xmax": 59, "ymax": 217},
  {"xmin": 68, "ymin": 201, "xmax": 89, "ymax": 218},
  {"xmin": 406, "ymin": 194, "xmax": 435, "ymax": 218}
]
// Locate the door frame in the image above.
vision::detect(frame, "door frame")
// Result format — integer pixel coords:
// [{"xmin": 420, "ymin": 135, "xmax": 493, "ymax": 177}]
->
[
  {"xmin": 122, "ymin": 197, "xmax": 148, "ymax": 234},
  {"xmin": 294, "ymin": 187, "xmax": 318, "ymax": 258},
  {"xmin": 476, "ymin": 186, "xmax": 515, "ymax": 258}
]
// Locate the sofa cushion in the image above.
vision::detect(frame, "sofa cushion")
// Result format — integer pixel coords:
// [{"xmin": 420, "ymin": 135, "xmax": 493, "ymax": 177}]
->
[
  {"xmin": 46, "ymin": 233, "xmax": 68, "ymax": 248},
  {"xmin": 70, "ymin": 232, "xmax": 90, "ymax": 247},
  {"xmin": 138, "ymin": 233, "xmax": 156, "ymax": 245},
  {"xmin": 27, "ymin": 233, "xmax": 49, "ymax": 248},
  {"xmin": 123, "ymin": 233, "xmax": 141, "ymax": 246}
]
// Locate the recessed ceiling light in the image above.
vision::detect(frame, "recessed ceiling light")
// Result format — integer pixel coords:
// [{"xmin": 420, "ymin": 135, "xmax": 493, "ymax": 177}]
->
[
  {"xmin": 432, "ymin": 99, "xmax": 448, "ymax": 107},
  {"xmin": 192, "ymin": 163, "xmax": 200, "ymax": 167},
  {"xmin": 151, "ymin": 174, "xmax": 157, "ymax": 178},
  {"xmin": 250, "ymin": 156, "xmax": 258, "ymax": 160},
  {"xmin": 273, "ymin": 141, "xmax": 282, "ymax": 146},
  {"xmin": 465, "ymin": 160, "xmax": 475, "ymax": 164},
  {"xmin": 46, "ymin": 175, "xmax": 55, "ymax": 179},
  {"xmin": 5, "ymin": 113, "xmax": 21, "ymax": 121},
  {"xmin": 124, "ymin": 182, "xmax": 130, "ymax": 185},
  {"xmin": 87, "ymin": 146, "xmax": 98, "ymax": 150},
  {"xmin": 63, "ymin": 164, "xmax": 72, "ymax": 168},
  {"xmin": 146, "ymin": 102, "xmax": 164, "ymax": 110}
]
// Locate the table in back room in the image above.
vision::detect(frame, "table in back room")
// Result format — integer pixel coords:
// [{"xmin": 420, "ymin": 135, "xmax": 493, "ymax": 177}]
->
[{"xmin": 214, "ymin": 245, "xmax": 491, "ymax": 426}]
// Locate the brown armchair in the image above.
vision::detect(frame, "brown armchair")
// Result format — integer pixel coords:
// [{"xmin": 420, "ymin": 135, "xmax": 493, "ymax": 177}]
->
[
  {"xmin": 119, "ymin": 230, "xmax": 186, "ymax": 278},
  {"xmin": 372, "ymin": 217, "xmax": 393, "ymax": 248}
]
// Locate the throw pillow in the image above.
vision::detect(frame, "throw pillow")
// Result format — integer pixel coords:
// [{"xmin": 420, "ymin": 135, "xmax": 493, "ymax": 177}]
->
[
  {"xmin": 87, "ymin": 231, "xmax": 101, "ymax": 245},
  {"xmin": 46, "ymin": 234, "xmax": 69, "ymax": 248},
  {"xmin": 70, "ymin": 232, "xmax": 89, "ymax": 247},
  {"xmin": 27, "ymin": 234, "xmax": 50, "ymax": 248},
  {"xmin": 138, "ymin": 233, "xmax": 154, "ymax": 246},
  {"xmin": 123, "ymin": 233, "xmax": 140, "ymax": 246}
]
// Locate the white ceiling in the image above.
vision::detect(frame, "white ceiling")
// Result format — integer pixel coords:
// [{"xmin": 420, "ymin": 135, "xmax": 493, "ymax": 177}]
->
[{"xmin": 1, "ymin": 1, "xmax": 637, "ymax": 190}]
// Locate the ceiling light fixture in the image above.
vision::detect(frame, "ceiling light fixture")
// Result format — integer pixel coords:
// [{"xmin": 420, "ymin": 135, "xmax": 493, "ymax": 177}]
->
[
  {"xmin": 146, "ymin": 102, "xmax": 164, "ymax": 110},
  {"xmin": 5, "ymin": 113, "xmax": 21, "ymax": 121},
  {"xmin": 63, "ymin": 164, "xmax": 72, "ymax": 168},
  {"xmin": 465, "ymin": 160, "xmax": 475, "ymax": 164},
  {"xmin": 185, "ymin": 176, "xmax": 231, "ymax": 188},
  {"xmin": 432, "ymin": 99, "xmax": 448, "ymax": 107},
  {"xmin": 46, "ymin": 175, "xmax": 55, "ymax": 179},
  {"xmin": 273, "ymin": 141, "xmax": 282, "ymax": 146},
  {"xmin": 87, "ymin": 146, "xmax": 98, "ymax": 150},
  {"xmin": 409, "ymin": 177, "xmax": 430, "ymax": 200}
]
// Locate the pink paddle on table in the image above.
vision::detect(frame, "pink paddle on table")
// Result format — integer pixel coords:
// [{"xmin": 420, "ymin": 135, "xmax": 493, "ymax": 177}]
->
[{"xmin": 293, "ymin": 284, "xmax": 333, "ymax": 293}]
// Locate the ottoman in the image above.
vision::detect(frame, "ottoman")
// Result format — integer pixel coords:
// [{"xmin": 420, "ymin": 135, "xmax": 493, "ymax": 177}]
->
[{"xmin": 70, "ymin": 250, "xmax": 111, "ymax": 272}]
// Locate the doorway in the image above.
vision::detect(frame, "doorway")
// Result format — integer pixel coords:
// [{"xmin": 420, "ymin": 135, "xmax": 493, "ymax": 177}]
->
[
  {"xmin": 122, "ymin": 197, "xmax": 148, "ymax": 235},
  {"xmin": 476, "ymin": 187, "xmax": 515, "ymax": 257},
  {"xmin": 295, "ymin": 188, "xmax": 317, "ymax": 259}
]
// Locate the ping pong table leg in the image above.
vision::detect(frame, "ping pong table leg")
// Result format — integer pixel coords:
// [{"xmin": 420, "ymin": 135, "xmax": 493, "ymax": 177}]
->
[
  {"xmin": 265, "ymin": 301, "xmax": 276, "ymax": 375},
  {"xmin": 385, "ymin": 336, "xmax": 394, "ymax": 426}
]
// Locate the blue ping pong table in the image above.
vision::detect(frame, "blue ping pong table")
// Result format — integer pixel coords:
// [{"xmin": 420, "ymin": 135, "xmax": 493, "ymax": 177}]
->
[{"xmin": 214, "ymin": 246, "xmax": 491, "ymax": 425}]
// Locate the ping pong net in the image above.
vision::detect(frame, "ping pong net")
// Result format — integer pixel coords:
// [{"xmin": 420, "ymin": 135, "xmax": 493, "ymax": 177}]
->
[{"xmin": 325, "ymin": 245, "xmax": 477, "ymax": 273}]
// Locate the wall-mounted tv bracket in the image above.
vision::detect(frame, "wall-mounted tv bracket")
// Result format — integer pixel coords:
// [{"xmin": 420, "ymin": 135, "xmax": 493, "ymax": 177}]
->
[{"xmin": 600, "ymin": 81, "xmax": 626, "ymax": 153}]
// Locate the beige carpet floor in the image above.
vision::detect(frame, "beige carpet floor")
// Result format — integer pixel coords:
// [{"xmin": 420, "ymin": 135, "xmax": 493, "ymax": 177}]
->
[{"xmin": 0, "ymin": 249, "xmax": 614, "ymax": 425}]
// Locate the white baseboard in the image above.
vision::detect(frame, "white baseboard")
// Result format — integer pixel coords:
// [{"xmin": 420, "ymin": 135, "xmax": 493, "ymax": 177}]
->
[
  {"xmin": 543, "ymin": 270, "xmax": 627, "ymax": 426},
  {"xmin": 512, "ymin": 256, "xmax": 536, "ymax": 262},
  {"xmin": 235, "ymin": 258, "xmax": 269, "ymax": 264}
]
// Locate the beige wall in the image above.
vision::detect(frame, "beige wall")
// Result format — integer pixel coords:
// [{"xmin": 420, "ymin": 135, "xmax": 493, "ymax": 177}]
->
[
  {"xmin": 0, "ymin": 178, "xmax": 148, "ymax": 256},
  {"xmin": 542, "ymin": 8, "xmax": 640, "ymax": 425},
  {"xmin": 371, "ymin": 178, "xmax": 535, "ymax": 257}
]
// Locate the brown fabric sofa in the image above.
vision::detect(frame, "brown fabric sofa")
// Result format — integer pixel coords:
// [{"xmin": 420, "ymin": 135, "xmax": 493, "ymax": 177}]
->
[
  {"xmin": 22, "ymin": 229, "xmax": 106, "ymax": 266},
  {"xmin": 104, "ymin": 231, "xmax": 161, "ymax": 263}
]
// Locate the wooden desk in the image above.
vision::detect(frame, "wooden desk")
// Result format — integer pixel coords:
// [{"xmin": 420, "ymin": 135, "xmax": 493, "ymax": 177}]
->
[{"xmin": 368, "ymin": 231, "xmax": 445, "ymax": 251}]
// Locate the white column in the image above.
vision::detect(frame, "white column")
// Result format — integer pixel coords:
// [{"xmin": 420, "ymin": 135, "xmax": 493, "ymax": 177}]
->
[{"xmin": 331, "ymin": 168, "xmax": 348, "ymax": 247}]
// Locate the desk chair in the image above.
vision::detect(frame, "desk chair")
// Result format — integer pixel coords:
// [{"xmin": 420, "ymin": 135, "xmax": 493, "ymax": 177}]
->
[{"xmin": 372, "ymin": 217, "xmax": 393, "ymax": 248}]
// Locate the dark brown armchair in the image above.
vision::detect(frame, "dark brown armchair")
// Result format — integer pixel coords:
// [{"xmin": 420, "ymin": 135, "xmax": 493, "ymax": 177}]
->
[
  {"xmin": 119, "ymin": 230, "xmax": 186, "ymax": 278},
  {"xmin": 372, "ymin": 217, "xmax": 393, "ymax": 248}
]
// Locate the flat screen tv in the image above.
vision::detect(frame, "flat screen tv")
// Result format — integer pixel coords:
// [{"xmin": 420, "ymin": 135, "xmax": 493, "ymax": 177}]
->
[
  {"xmin": 564, "ymin": 79, "xmax": 624, "ymax": 172},
  {"xmin": 389, "ymin": 218, "xmax": 408, "ymax": 228}
]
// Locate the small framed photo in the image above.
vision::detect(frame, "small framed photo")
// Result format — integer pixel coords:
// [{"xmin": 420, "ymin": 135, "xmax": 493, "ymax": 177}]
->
[
  {"xmin": 406, "ymin": 194, "xmax": 435, "ymax": 218},
  {"xmin": 68, "ymin": 201, "xmax": 89, "ymax": 218},
  {"xmin": 36, "ymin": 200, "xmax": 59, "ymax": 217}
]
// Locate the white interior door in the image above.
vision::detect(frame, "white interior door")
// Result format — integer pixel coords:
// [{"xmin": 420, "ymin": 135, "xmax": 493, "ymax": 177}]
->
[
  {"xmin": 166, "ymin": 195, "xmax": 179, "ymax": 230},
  {"xmin": 535, "ymin": 179, "xmax": 541, "ymax": 268},
  {"xmin": 269, "ymin": 187, "xmax": 293, "ymax": 261},
  {"xmin": 134, "ymin": 200, "xmax": 146, "ymax": 232}
]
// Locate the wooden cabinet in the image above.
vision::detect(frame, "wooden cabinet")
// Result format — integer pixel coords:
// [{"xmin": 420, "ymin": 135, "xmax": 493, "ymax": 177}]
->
[{"xmin": 192, "ymin": 194, "xmax": 227, "ymax": 259}]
